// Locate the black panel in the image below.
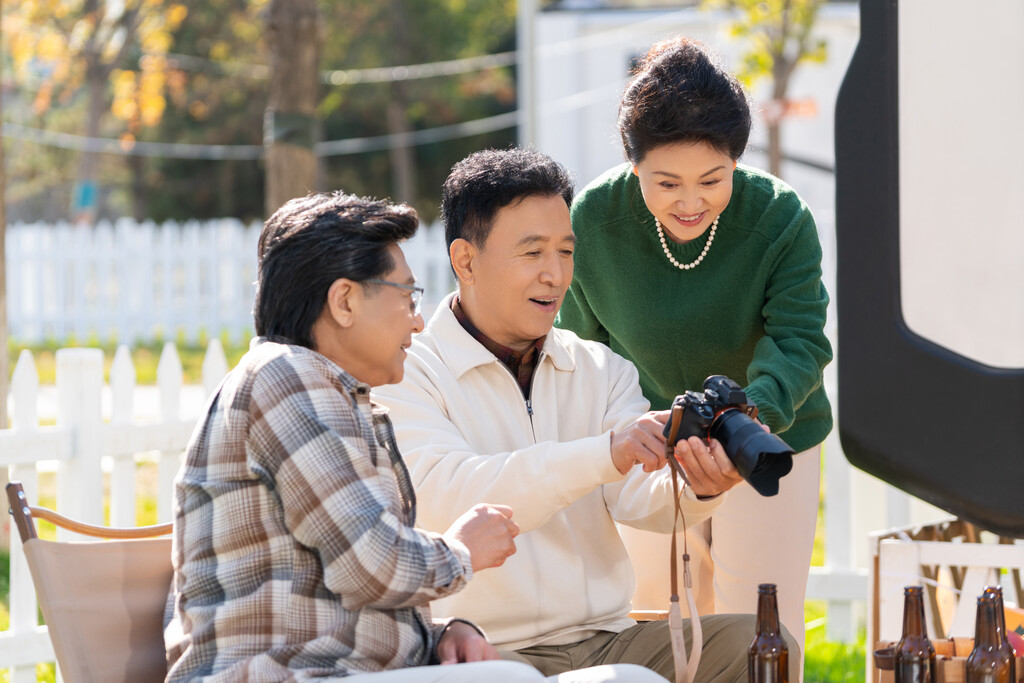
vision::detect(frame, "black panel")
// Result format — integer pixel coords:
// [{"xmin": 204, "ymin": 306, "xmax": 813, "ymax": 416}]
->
[{"xmin": 834, "ymin": 0, "xmax": 1024, "ymax": 536}]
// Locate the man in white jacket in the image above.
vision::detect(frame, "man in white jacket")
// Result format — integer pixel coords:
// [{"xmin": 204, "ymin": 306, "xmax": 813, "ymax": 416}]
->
[{"xmin": 374, "ymin": 149, "xmax": 794, "ymax": 682}]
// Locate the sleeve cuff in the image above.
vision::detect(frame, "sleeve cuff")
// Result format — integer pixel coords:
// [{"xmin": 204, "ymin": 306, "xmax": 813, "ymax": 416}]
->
[
  {"xmin": 680, "ymin": 485, "xmax": 726, "ymax": 520},
  {"xmin": 443, "ymin": 535, "xmax": 474, "ymax": 583},
  {"xmin": 603, "ymin": 430, "xmax": 628, "ymax": 482}
]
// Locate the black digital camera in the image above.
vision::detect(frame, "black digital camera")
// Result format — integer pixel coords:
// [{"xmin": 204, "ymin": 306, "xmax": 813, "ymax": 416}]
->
[{"xmin": 664, "ymin": 375, "xmax": 794, "ymax": 496}]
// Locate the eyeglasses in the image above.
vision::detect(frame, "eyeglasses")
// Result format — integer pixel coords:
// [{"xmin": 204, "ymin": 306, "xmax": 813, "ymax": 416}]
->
[{"xmin": 363, "ymin": 279, "xmax": 424, "ymax": 316}]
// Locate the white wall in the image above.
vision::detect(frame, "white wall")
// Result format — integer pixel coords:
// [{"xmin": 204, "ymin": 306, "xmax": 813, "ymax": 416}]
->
[{"xmin": 898, "ymin": 0, "xmax": 1024, "ymax": 370}]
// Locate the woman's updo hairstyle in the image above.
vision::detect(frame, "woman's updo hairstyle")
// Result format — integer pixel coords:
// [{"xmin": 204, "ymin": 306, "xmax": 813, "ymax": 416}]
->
[{"xmin": 618, "ymin": 37, "xmax": 751, "ymax": 164}]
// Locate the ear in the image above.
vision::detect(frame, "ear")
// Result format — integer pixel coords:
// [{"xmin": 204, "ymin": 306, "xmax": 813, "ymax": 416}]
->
[
  {"xmin": 449, "ymin": 238, "xmax": 476, "ymax": 285},
  {"xmin": 732, "ymin": 160, "xmax": 738, "ymax": 170},
  {"xmin": 631, "ymin": 165, "xmax": 639, "ymax": 177},
  {"xmin": 324, "ymin": 278, "xmax": 358, "ymax": 328}
]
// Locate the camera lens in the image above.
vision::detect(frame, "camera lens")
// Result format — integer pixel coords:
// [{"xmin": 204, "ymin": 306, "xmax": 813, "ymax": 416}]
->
[{"xmin": 712, "ymin": 409, "xmax": 795, "ymax": 496}]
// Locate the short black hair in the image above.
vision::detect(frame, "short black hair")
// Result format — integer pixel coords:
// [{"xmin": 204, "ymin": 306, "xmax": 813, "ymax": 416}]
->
[
  {"xmin": 441, "ymin": 147, "xmax": 574, "ymax": 253},
  {"xmin": 618, "ymin": 37, "xmax": 751, "ymax": 163},
  {"xmin": 254, "ymin": 191, "xmax": 418, "ymax": 349}
]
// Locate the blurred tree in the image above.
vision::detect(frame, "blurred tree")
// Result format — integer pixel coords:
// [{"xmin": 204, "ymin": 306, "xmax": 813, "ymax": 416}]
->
[
  {"xmin": 5, "ymin": 0, "xmax": 188, "ymax": 220},
  {"xmin": 387, "ymin": 0, "xmax": 415, "ymax": 204},
  {"xmin": 264, "ymin": 0, "xmax": 320, "ymax": 216},
  {"xmin": 318, "ymin": 0, "xmax": 517, "ymax": 222},
  {"xmin": 1, "ymin": 0, "xmax": 10, "ymax": 550},
  {"xmin": 130, "ymin": 0, "xmax": 516, "ymax": 222},
  {"xmin": 701, "ymin": 0, "xmax": 826, "ymax": 178},
  {"xmin": 1, "ymin": 0, "xmax": 7, "ymax": 434},
  {"xmin": 124, "ymin": 0, "xmax": 268, "ymax": 222},
  {"xmin": 2, "ymin": 0, "xmax": 517, "ymax": 223}
]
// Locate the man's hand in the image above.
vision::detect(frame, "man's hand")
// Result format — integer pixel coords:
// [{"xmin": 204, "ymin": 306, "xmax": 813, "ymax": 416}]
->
[
  {"xmin": 673, "ymin": 436, "xmax": 744, "ymax": 498},
  {"xmin": 610, "ymin": 410, "xmax": 671, "ymax": 475},
  {"xmin": 444, "ymin": 504, "xmax": 519, "ymax": 572},
  {"xmin": 437, "ymin": 621, "xmax": 499, "ymax": 664}
]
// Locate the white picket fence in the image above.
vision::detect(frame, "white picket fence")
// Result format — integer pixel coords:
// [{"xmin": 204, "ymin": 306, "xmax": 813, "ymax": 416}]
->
[
  {"xmin": 6, "ymin": 218, "xmax": 456, "ymax": 344},
  {"xmin": 0, "ymin": 342, "xmax": 229, "ymax": 680}
]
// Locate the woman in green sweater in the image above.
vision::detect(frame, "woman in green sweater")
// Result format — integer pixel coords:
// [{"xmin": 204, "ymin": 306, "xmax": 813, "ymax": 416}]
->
[{"xmin": 556, "ymin": 36, "xmax": 832, "ymax": 671}]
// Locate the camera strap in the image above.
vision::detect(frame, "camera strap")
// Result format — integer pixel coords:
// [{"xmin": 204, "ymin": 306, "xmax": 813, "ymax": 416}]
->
[{"xmin": 665, "ymin": 404, "xmax": 702, "ymax": 683}]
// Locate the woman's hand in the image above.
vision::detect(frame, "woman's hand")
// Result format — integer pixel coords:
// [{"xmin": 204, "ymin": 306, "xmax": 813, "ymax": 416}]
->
[{"xmin": 673, "ymin": 436, "xmax": 743, "ymax": 498}]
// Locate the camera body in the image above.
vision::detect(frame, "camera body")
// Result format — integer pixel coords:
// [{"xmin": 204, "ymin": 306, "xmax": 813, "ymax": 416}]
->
[{"xmin": 665, "ymin": 375, "xmax": 794, "ymax": 496}]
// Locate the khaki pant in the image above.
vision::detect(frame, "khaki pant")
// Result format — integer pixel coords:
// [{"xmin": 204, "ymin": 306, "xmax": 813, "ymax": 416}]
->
[
  {"xmin": 621, "ymin": 446, "xmax": 821, "ymax": 680},
  {"xmin": 502, "ymin": 616, "xmax": 797, "ymax": 682}
]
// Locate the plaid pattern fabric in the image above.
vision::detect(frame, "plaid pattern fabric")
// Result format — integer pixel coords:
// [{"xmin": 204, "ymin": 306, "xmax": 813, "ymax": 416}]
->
[
  {"xmin": 166, "ymin": 339, "xmax": 472, "ymax": 682},
  {"xmin": 451, "ymin": 296, "xmax": 544, "ymax": 399}
]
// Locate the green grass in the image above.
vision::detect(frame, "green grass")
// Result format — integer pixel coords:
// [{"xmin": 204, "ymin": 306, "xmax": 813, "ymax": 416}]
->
[
  {"xmin": 804, "ymin": 600, "xmax": 867, "ymax": 681},
  {"xmin": 800, "ymin": 447, "xmax": 868, "ymax": 681}
]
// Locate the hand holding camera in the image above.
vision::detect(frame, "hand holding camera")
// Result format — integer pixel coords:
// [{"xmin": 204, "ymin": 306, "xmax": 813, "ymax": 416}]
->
[
  {"xmin": 671, "ymin": 433, "xmax": 743, "ymax": 498},
  {"xmin": 664, "ymin": 375, "xmax": 795, "ymax": 497},
  {"xmin": 608, "ymin": 407, "xmax": 743, "ymax": 498},
  {"xmin": 609, "ymin": 412, "xmax": 671, "ymax": 474}
]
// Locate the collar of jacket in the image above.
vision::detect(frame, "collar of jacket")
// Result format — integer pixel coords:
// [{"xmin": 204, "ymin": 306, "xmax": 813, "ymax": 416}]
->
[{"xmin": 424, "ymin": 292, "xmax": 578, "ymax": 380}]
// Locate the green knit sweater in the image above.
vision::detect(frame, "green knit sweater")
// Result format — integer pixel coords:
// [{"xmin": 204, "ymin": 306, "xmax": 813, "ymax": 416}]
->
[{"xmin": 557, "ymin": 163, "xmax": 833, "ymax": 452}]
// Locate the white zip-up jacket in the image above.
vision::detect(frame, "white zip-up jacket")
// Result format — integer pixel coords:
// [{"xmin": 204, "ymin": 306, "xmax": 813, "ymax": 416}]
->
[{"xmin": 373, "ymin": 294, "xmax": 723, "ymax": 650}]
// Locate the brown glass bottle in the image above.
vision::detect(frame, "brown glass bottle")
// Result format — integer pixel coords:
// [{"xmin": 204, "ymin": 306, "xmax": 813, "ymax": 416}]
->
[
  {"xmin": 981, "ymin": 586, "xmax": 1016, "ymax": 660},
  {"xmin": 966, "ymin": 593, "xmax": 1015, "ymax": 683},
  {"xmin": 748, "ymin": 583, "xmax": 788, "ymax": 683},
  {"xmin": 894, "ymin": 586, "xmax": 935, "ymax": 683}
]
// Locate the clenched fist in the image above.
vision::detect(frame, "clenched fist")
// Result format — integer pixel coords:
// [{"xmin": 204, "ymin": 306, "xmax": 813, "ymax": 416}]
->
[{"xmin": 444, "ymin": 504, "xmax": 519, "ymax": 572}]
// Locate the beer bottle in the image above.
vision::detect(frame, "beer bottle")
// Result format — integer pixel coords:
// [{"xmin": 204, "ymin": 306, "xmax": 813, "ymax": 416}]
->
[
  {"xmin": 748, "ymin": 583, "xmax": 788, "ymax": 683},
  {"xmin": 894, "ymin": 585, "xmax": 935, "ymax": 683},
  {"xmin": 981, "ymin": 585, "xmax": 1016, "ymax": 660},
  {"xmin": 966, "ymin": 592, "xmax": 1015, "ymax": 683}
]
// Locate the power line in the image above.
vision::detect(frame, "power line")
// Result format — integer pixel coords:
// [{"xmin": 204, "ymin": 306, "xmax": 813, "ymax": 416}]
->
[
  {"xmin": 128, "ymin": 8, "xmax": 695, "ymax": 84},
  {"xmin": 2, "ymin": 123, "xmax": 264, "ymax": 160},
  {"xmin": 316, "ymin": 112, "xmax": 518, "ymax": 156},
  {"xmin": 0, "ymin": 112, "xmax": 520, "ymax": 159},
  {"xmin": 0, "ymin": 75, "xmax": 625, "ymax": 159},
  {"xmin": 321, "ymin": 52, "xmax": 517, "ymax": 85},
  {"xmin": 161, "ymin": 50, "xmax": 519, "ymax": 84}
]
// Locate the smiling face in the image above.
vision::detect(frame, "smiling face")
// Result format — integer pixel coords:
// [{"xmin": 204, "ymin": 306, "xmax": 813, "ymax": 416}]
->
[
  {"xmin": 634, "ymin": 141, "xmax": 737, "ymax": 244},
  {"xmin": 314, "ymin": 242, "xmax": 425, "ymax": 387},
  {"xmin": 453, "ymin": 194, "xmax": 575, "ymax": 353}
]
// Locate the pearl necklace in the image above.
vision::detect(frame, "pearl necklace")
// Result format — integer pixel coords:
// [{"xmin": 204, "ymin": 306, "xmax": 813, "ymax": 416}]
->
[{"xmin": 655, "ymin": 216, "xmax": 718, "ymax": 270}]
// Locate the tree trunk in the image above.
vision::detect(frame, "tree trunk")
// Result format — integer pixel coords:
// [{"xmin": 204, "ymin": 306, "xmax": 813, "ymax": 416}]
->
[
  {"xmin": 74, "ymin": 61, "xmax": 107, "ymax": 223},
  {"xmin": 129, "ymin": 154, "xmax": 147, "ymax": 220},
  {"xmin": 264, "ymin": 0, "xmax": 321, "ymax": 217},
  {"xmin": 768, "ymin": 56, "xmax": 795, "ymax": 179},
  {"xmin": 767, "ymin": 121, "xmax": 783, "ymax": 179},
  {"xmin": 386, "ymin": 0, "xmax": 416, "ymax": 204},
  {"xmin": 387, "ymin": 99, "xmax": 416, "ymax": 204}
]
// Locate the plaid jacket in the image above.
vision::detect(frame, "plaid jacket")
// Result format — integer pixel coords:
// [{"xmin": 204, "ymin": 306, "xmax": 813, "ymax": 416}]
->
[{"xmin": 165, "ymin": 339, "xmax": 473, "ymax": 682}]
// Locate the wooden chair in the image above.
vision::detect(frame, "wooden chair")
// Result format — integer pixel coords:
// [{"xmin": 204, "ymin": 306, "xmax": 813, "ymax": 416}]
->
[{"xmin": 6, "ymin": 481, "xmax": 174, "ymax": 683}]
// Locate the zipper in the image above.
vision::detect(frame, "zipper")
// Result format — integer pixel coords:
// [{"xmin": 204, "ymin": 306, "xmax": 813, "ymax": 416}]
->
[
  {"xmin": 493, "ymin": 355, "xmax": 540, "ymax": 442},
  {"xmin": 525, "ymin": 351, "xmax": 543, "ymax": 442},
  {"xmin": 524, "ymin": 396, "xmax": 536, "ymax": 442}
]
